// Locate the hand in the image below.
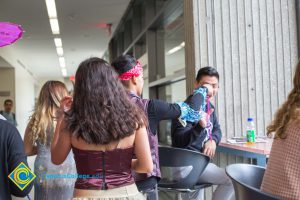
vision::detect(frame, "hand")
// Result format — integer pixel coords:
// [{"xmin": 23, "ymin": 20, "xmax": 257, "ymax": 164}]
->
[
  {"xmin": 60, "ymin": 96, "xmax": 73, "ymax": 112},
  {"xmin": 203, "ymin": 140, "xmax": 216, "ymax": 158},
  {"xmin": 202, "ymin": 84, "xmax": 214, "ymax": 97},
  {"xmin": 199, "ymin": 108, "xmax": 214, "ymax": 128}
]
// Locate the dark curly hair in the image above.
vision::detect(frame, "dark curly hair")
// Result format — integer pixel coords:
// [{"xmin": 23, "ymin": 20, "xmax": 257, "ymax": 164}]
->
[{"xmin": 65, "ymin": 57, "xmax": 147, "ymax": 144}]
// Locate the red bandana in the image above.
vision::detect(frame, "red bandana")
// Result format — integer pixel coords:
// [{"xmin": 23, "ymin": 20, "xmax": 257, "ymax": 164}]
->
[{"xmin": 118, "ymin": 61, "xmax": 143, "ymax": 81}]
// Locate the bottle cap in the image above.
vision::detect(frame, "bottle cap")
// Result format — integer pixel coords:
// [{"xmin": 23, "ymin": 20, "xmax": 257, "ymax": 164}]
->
[{"xmin": 247, "ymin": 118, "xmax": 253, "ymax": 122}]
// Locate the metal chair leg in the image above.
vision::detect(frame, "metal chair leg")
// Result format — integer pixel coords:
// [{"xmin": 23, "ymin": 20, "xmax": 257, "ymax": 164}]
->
[{"xmin": 176, "ymin": 193, "xmax": 182, "ymax": 200}]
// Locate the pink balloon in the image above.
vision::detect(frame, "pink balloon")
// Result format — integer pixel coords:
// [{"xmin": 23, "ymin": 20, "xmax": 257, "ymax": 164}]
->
[{"xmin": 0, "ymin": 22, "xmax": 24, "ymax": 47}]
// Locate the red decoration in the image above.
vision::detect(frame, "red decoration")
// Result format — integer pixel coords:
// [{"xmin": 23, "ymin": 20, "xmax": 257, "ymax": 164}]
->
[
  {"xmin": 96, "ymin": 23, "xmax": 112, "ymax": 36},
  {"xmin": 70, "ymin": 75, "xmax": 75, "ymax": 81}
]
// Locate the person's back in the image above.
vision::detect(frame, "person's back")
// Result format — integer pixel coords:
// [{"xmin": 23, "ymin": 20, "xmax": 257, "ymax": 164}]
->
[
  {"xmin": 0, "ymin": 119, "xmax": 33, "ymax": 200},
  {"xmin": 261, "ymin": 121, "xmax": 300, "ymax": 200},
  {"xmin": 261, "ymin": 60, "xmax": 300, "ymax": 200},
  {"xmin": 33, "ymin": 130, "xmax": 76, "ymax": 199},
  {"xmin": 71, "ymin": 132, "xmax": 143, "ymax": 198},
  {"xmin": 51, "ymin": 57, "xmax": 153, "ymax": 199}
]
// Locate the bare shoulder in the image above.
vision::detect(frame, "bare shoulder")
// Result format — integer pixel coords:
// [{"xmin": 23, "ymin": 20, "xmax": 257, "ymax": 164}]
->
[{"xmin": 71, "ymin": 133, "xmax": 135, "ymax": 151}]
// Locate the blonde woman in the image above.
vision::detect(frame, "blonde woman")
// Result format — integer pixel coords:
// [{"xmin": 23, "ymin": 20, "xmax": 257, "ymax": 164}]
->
[
  {"xmin": 261, "ymin": 60, "xmax": 300, "ymax": 200},
  {"xmin": 24, "ymin": 81, "xmax": 76, "ymax": 200}
]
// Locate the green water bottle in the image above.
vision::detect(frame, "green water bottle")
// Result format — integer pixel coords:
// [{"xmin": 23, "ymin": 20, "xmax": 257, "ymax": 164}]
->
[{"xmin": 246, "ymin": 118, "xmax": 256, "ymax": 144}]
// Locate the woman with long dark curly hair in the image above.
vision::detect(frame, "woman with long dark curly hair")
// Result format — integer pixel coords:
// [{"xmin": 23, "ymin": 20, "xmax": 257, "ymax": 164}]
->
[
  {"xmin": 261, "ymin": 60, "xmax": 300, "ymax": 200},
  {"xmin": 51, "ymin": 57, "xmax": 152, "ymax": 200}
]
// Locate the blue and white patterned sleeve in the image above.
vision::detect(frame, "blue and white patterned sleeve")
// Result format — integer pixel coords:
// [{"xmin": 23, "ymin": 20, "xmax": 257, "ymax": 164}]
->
[
  {"xmin": 175, "ymin": 86, "xmax": 208, "ymax": 127},
  {"xmin": 175, "ymin": 102, "xmax": 202, "ymax": 127},
  {"xmin": 193, "ymin": 86, "xmax": 208, "ymax": 112}
]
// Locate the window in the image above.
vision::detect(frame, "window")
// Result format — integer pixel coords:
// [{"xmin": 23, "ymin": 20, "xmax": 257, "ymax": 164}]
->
[{"xmin": 158, "ymin": 80, "xmax": 186, "ymax": 144}]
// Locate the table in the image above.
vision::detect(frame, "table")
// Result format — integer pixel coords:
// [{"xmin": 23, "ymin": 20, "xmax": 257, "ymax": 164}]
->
[{"xmin": 216, "ymin": 138, "xmax": 273, "ymax": 167}]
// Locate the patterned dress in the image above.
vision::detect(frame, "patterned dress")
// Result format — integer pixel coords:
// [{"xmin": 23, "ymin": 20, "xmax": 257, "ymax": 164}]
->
[
  {"xmin": 261, "ymin": 122, "xmax": 300, "ymax": 200},
  {"xmin": 34, "ymin": 129, "xmax": 76, "ymax": 200}
]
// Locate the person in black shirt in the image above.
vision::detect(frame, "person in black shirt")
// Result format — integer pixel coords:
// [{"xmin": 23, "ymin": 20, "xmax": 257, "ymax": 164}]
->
[
  {"xmin": 171, "ymin": 67, "xmax": 234, "ymax": 200},
  {"xmin": 0, "ymin": 117, "xmax": 33, "ymax": 200}
]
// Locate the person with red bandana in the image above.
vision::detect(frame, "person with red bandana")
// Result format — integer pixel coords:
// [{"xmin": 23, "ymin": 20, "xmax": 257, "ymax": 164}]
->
[{"xmin": 111, "ymin": 55, "xmax": 212, "ymax": 200}]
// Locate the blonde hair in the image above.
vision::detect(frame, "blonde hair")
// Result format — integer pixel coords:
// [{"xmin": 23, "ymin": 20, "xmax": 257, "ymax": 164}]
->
[
  {"xmin": 28, "ymin": 81, "xmax": 69, "ymax": 145},
  {"xmin": 267, "ymin": 60, "xmax": 300, "ymax": 139}
]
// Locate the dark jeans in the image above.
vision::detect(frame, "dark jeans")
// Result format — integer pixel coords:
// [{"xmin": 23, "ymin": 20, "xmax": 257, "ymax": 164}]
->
[
  {"xmin": 142, "ymin": 184, "xmax": 158, "ymax": 200},
  {"xmin": 136, "ymin": 177, "xmax": 158, "ymax": 200}
]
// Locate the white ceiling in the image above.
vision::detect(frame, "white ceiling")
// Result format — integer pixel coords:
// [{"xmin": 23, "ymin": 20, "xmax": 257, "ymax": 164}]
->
[{"xmin": 0, "ymin": 0, "xmax": 130, "ymax": 78}]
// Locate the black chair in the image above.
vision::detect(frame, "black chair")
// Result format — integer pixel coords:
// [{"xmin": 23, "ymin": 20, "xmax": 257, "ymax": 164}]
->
[
  {"xmin": 225, "ymin": 164, "xmax": 283, "ymax": 200},
  {"xmin": 158, "ymin": 146, "xmax": 211, "ymax": 199}
]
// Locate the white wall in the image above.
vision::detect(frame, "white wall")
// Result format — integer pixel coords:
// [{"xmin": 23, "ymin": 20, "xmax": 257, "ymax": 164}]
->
[
  {"xmin": 0, "ymin": 47, "xmax": 37, "ymax": 135},
  {"xmin": 0, "ymin": 47, "xmax": 37, "ymax": 200},
  {"xmin": 14, "ymin": 66, "xmax": 36, "ymax": 135}
]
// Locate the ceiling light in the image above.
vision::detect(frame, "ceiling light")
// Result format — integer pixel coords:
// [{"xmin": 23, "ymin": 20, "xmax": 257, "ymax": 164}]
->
[
  {"xmin": 45, "ymin": 0, "xmax": 57, "ymax": 18},
  {"xmin": 62, "ymin": 68, "xmax": 67, "ymax": 77},
  {"xmin": 54, "ymin": 38, "xmax": 62, "ymax": 47},
  {"xmin": 166, "ymin": 42, "xmax": 185, "ymax": 55},
  {"xmin": 58, "ymin": 57, "xmax": 65, "ymax": 64},
  {"xmin": 56, "ymin": 47, "xmax": 63, "ymax": 56},
  {"xmin": 60, "ymin": 62, "xmax": 66, "ymax": 68},
  {"xmin": 166, "ymin": 46, "xmax": 182, "ymax": 55},
  {"xmin": 49, "ymin": 18, "xmax": 60, "ymax": 34},
  {"xmin": 59, "ymin": 57, "xmax": 65, "ymax": 68}
]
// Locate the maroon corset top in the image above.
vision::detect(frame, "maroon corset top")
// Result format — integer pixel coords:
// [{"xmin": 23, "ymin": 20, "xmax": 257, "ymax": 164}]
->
[{"xmin": 72, "ymin": 146, "xmax": 135, "ymax": 190}]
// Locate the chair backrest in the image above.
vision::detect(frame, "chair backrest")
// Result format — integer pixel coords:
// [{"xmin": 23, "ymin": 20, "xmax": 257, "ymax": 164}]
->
[
  {"xmin": 158, "ymin": 146, "xmax": 210, "ymax": 189},
  {"xmin": 225, "ymin": 164, "xmax": 282, "ymax": 200}
]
